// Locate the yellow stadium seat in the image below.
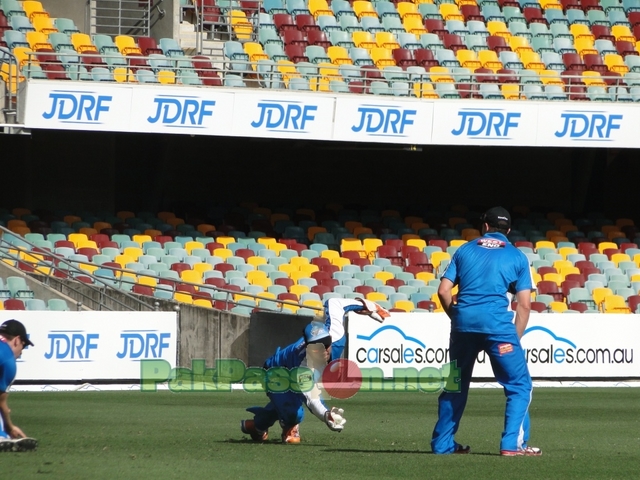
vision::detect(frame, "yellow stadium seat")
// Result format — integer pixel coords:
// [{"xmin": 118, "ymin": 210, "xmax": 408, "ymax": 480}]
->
[
  {"xmin": 520, "ymin": 51, "xmax": 545, "ymax": 71},
  {"xmin": 394, "ymin": 300, "xmax": 415, "ymax": 312},
  {"xmin": 374, "ymin": 271, "xmax": 395, "ymax": 282},
  {"xmin": 216, "ymin": 236, "xmax": 236, "ymax": 247},
  {"xmin": 558, "ymin": 247, "xmax": 578, "ymax": 259},
  {"xmin": 478, "ymin": 49, "xmax": 503, "ymax": 72},
  {"xmin": 535, "ymin": 240, "xmax": 556, "ymax": 251},
  {"xmin": 376, "ymin": 32, "xmax": 400, "ymax": 50},
  {"xmin": 213, "ymin": 248, "xmax": 233, "ymax": 260},
  {"xmin": 429, "ymin": 66, "xmax": 454, "ymax": 82},
  {"xmin": 26, "ymin": 31, "xmax": 53, "ymax": 52},
  {"xmin": 439, "ymin": 3, "xmax": 464, "ymax": 21},
  {"xmin": 610, "ymin": 253, "xmax": 631, "ymax": 267},
  {"xmin": 574, "ymin": 37, "xmax": 598, "ymax": 57},
  {"xmin": 456, "ymin": 49, "xmax": 481, "ymax": 69},
  {"xmin": 570, "ymin": 24, "xmax": 594, "ymax": 42},
  {"xmin": 592, "ymin": 287, "xmax": 613, "ymax": 308},
  {"xmin": 604, "ymin": 54, "xmax": 629, "ymax": 74},
  {"xmin": 353, "ymin": 31, "xmax": 377, "ymax": 50},
  {"xmin": 32, "ymin": 15, "xmax": 57, "ymax": 34},
  {"xmin": 430, "ymin": 251, "xmax": 451, "ymax": 271},
  {"xmin": 279, "ymin": 263, "xmax": 299, "ymax": 276},
  {"xmin": 542, "ymin": 272, "xmax": 563, "ymax": 286},
  {"xmin": 603, "ymin": 294, "xmax": 630, "ymax": 313},
  {"xmin": 246, "ymin": 270, "xmax": 269, "ymax": 284},
  {"xmin": 68, "ymin": 233, "xmax": 88, "ymax": 248},
  {"xmin": 308, "ymin": 0, "xmax": 333, "ymax": 19},
  {"xmin": 193, "ymin": 263, "xmax": 213, "ymax": 274},
  {"xmin": 71, "ymin": 33, "xmax": 98, "ymax": 53},
  {"xmin": 547, "ymin": 301, "xmax": 567, "ymax": 313},
  {"xmin": 247, "ymin": 256, "xmax": 267, "ymax": 267},
  {"xmin": 23, "ymin": 1, "xmax": 48, "ymax": 20},
  {"xmin": 539, "ymin": 0, "xmax": 562, "ymax": 9},
  {"xmin": 502, "ymin": 83, "xmax": 521, "ymax": 100},
  {"xmin": 341, "ymin": 238, "xmax": 366, "ymax": 258},
  {"xmin": 487, "ymin": 21, "xmax": 511, "ymax": 39},
  {"xmin": 290, "ymin": 284, "xmax": 310, "ymax": 297},
  {"xmin": 181, "ymin": 270, "xmax": 203, "ymax": 285},
  {"xmin": 289, "ymin": 270, "xmax": 312, "ymax": 282},
  {"xmin": 611, "ymin": 25, "xmax": 635, "ymax": 43},
  {"xmin": 366, "ymin": 291, "xmax": 388, "ymax": 302},
  {"xmin": 244, "ymin": 42, "xmax": 269, "ymax": 68},
  {"xmin": 328, "ymin": 45, "xmax": 352, "ymax": 65},
  {"xmin": 403, "ymin": 16, "xmax": 427, "ymax": 36},
  {"xmin": 115, "ymin": 35, "xmax": 142, "ymax": 55},
  {"xmin": 321, "ymin": 249, "xmax": 340, "ymax": 260},
  {"xmin": 230, "ymin": 10, "xmax": 253, "ymax": 40},
  {"xmin": 331, "ymin": 257, "xmax": 351, "ymax": 269},
  {"xmin": 289, "ymin": 257, "xmax": 310, "ymax": 267},
  {"xmin": 298, "ymin": 263, "xmax": 319, "ymax": 274},
  {"xmin": 276, "ymin": 59, "xmax": 302, "ymax": 86},
  {"xmin": 174, "ymin": 292, "xmax": 194, "ymax": 304},
  {"xmin": 363, "ymin": 238, "xmax": 383, "ymax": 259},
  {"xmin": 413, "ymin": 81, "xmax": 439, "ymax": 98},
  {"xmin": 539, "ymin": 69, "xmax": 564, "ymax": 86},
  {"xmin": 268, "ymin": 242, "xmax": 287, "ymax": 254},
  {"xmin": 136, "ymin": 275, "xmax": 158, "ymax": 287},
  {"xmin": 123, "ymin": 247, "xmax": 143, "ymax": 260},
  {"xmin": 397, "ymin": 2, "xmax": 421, "ymax": 20},
  {"xmin": 353, "ymin": 1, "xmax": 378, "ymax": 19},
  {"xmin": 552, "ymin": 259, "xmax": 573, "ymax": 271},
  {"xmin": 370, "ymin": 47, "xmax": 396, "ymax": 67},
  {"xmin": 158, "ymin": 70, "xmax": 176, "ymax": 84},
  {"xmin": 407, "ymin": 238, "xmax": 427, "ymax": 250},
  {"xmin": 597, "ymin": 241, "xmax": 618, "ymax": 254}
]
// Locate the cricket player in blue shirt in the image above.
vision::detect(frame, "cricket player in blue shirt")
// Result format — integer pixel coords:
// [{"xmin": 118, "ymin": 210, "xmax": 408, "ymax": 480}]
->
[
  {"xmin": 431, "ymin": 207, "xmax": 541, "ymax": 457},
  {"xmin": 0, "ymin": 319, "xmax": 38, "ymax": 452},
  {"xmin": 241, "ymin": 298, "xmax": 389, "ymax": 443}
]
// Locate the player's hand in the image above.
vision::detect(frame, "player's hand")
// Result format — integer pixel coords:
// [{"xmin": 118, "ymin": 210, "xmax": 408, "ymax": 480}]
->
[
  {"xmin": 9, "ymin": 425, "xmax": 26, "ymax": 439},
  {"xmin": 324, "ymin": 407, "xmax": 346, "ymax": 432}
]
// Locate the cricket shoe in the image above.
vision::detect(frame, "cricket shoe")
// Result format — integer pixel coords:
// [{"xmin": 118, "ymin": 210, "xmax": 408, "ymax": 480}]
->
[
  {"xmin": 240, "ymin": 420, "xmax": 268, "ymax": 442},
  {"xmin": 281, "ymin": 424, "xmax": 300, "ymax": 444},
  {"xmin": 0, "ymin": 437, "xmax": 38, "ymax": 452},
  {"xmin": 500, "ymin": 446, "xmax": 542, "ymax": 457},
  {"xmin": 453, "ymin": 443, "xmax": 471, "ymax": 454}
]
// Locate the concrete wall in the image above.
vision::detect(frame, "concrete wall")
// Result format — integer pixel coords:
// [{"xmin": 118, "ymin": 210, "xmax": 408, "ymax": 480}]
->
[{"xmin": 44, "ymin": 0, "xmax": 88, "ymax": 33}]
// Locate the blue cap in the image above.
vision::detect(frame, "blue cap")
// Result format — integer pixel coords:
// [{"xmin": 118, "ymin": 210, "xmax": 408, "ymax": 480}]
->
[{"xmin": 303, "ymin": 321, "xmax": 331, "ymax": 345}]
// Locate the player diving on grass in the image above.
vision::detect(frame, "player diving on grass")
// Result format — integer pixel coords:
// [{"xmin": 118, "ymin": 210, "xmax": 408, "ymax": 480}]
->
[{"xmin": 241, "ymin": 298, "xmax": 390, "ymax": 444}]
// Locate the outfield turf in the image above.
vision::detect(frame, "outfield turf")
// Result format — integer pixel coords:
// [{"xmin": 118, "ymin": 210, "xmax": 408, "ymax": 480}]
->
[{"xmin": 2, "ymin": 388, "xmax": 639, "ymax": 479}]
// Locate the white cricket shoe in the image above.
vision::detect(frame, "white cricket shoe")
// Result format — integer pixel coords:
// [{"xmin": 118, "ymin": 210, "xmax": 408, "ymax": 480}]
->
[{"xmin": 0, "ymin": 437, "xmax": 38, "ymax": 452}]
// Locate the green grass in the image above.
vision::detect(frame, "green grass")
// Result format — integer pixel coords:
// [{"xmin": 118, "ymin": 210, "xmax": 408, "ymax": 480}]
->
[{"xmin": 3, "ymin": 388, "xmax": 639, "ymax": 479}]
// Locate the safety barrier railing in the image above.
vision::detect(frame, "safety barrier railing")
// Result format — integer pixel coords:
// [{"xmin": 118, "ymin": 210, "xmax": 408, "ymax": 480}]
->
[
  {"xmin": 18, "ymin": 50, "xmax": 639, "ymax": 102},
  {"xmin": 0, "ymin": 226, "xmax": 319, "ymax": 315},
  {"xmin": 0, "ymin": 48, "xmax": 21, "ymax": 131},
  {"xmin": 89, "ymin": 0, "xmax": 164, "ymax": 37}
]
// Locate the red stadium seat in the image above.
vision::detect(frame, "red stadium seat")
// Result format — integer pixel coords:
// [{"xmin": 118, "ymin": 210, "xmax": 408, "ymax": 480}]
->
[
  {"xmin": 296, "ymin": 14, "xmax": 320, "ymax": 32},
  {"xmin": 413, "ymin": 49, "xmax": 439, "ymax": 68},
  {"xmin": 392, "ymin": 48, "xmax": 416, "ymax": 68},
  {"xmin": 273, "ymin": 13, "xmax": 296, "ymax": 33}
]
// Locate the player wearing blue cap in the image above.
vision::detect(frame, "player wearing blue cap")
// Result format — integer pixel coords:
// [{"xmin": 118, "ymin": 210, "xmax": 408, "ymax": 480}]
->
[
  {"xmin": 241, "ymin": 298, "xmax": 389, "ymax": 443},
  {"xmin": 431, "ymin": 207, "xmax": 541, "ymax": 457},
  {"xmin": 0, "ymin": 319, "xmax": 38, "ymax": 452}
]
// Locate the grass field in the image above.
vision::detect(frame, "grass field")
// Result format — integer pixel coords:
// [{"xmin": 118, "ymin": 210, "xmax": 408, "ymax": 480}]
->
[{"xmin": 2, "ymin": 388, "xmax": 639, "ymax": 479}]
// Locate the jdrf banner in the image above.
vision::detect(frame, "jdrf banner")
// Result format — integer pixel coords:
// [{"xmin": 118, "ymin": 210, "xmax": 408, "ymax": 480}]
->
[
  {"xmin": 0, "ymin": 311, "xmax": 178, "ymax": 381},
  {"xmin": 347, "ymin": 313, "xmax": 638, "ymax": 379}
]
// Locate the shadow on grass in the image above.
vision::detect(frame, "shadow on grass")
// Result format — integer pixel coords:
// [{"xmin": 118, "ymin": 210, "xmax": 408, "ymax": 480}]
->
[{"xmin": 324, "ymin": 448, "xmax": 501, "ymax": 456}]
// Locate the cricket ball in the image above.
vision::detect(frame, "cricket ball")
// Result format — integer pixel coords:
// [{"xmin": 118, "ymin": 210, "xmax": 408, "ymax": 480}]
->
[{"xmin": 321, "ymin": 359, "xmax": 362, "ymax": 399}]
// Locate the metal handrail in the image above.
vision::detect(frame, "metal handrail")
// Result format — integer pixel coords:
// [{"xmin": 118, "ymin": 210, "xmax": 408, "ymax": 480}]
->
[
  {"xmin": 20, "ymin": 50, "xmax": 637, "ymax": 101},
  {"xmin": 0, "ymin": 225, "xmax": 319, "ymax": 314}
]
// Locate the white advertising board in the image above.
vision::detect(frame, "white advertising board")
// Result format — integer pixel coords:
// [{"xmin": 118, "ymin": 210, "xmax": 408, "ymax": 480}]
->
[
  {"xmin": 347, "ymin": 313, "xmax": 638, "ymax": 378},
  {"xmin": 332, "ymin": 95, "xmax": 433, "ymax": 144},
  {"xmin": 0, "ymin": 311, "xmax": 177, "ymax": 381},
  {"xmin": 23, "ymin": 81, "xmax": 133, "ymax": 132},
  {"xmin": 535, "ymin": 103, "xmax": 640, "ymax": 148},
  {"xmin": 431, "ymin": 101, "xmax": 539, "ymax": 146},
  {"xmin": 22, "ymin": 80, "xmax": 640, "ymax": 149},
  {"xmin": 230, "ymin": 90, "xmax": 336, "ymax": 140},
  {"xmin": 128, "ymin": 86, "xmax": 235, "ymax": 136}
]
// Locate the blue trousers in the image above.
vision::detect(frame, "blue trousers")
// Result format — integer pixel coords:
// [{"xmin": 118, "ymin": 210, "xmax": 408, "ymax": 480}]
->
[
  {"xmin": 431, "ymin": 331, "xmax": 533, "ymax": 454},
  {"xmin": 247, "ymin": 391, "xmax": 305, "ymax": 431}
]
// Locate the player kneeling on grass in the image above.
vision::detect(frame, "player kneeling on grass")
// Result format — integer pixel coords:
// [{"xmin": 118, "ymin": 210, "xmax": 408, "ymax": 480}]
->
[
  {"xmin": 241, "ymin": 298, "xmax": 389, "ymax": 444},
  {"xmin": 0, "ymin": 319, "xmax": 38, "ymax": 452},
  {"xmin": 241, "ymin": 322, "xmax": 347, "ymax": 444}
]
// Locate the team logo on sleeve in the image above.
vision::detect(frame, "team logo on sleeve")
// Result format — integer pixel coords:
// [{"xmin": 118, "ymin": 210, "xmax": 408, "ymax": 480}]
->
[{"xmin": 477, "ymin": 238, "xmax": 506, "ymax": 249}]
